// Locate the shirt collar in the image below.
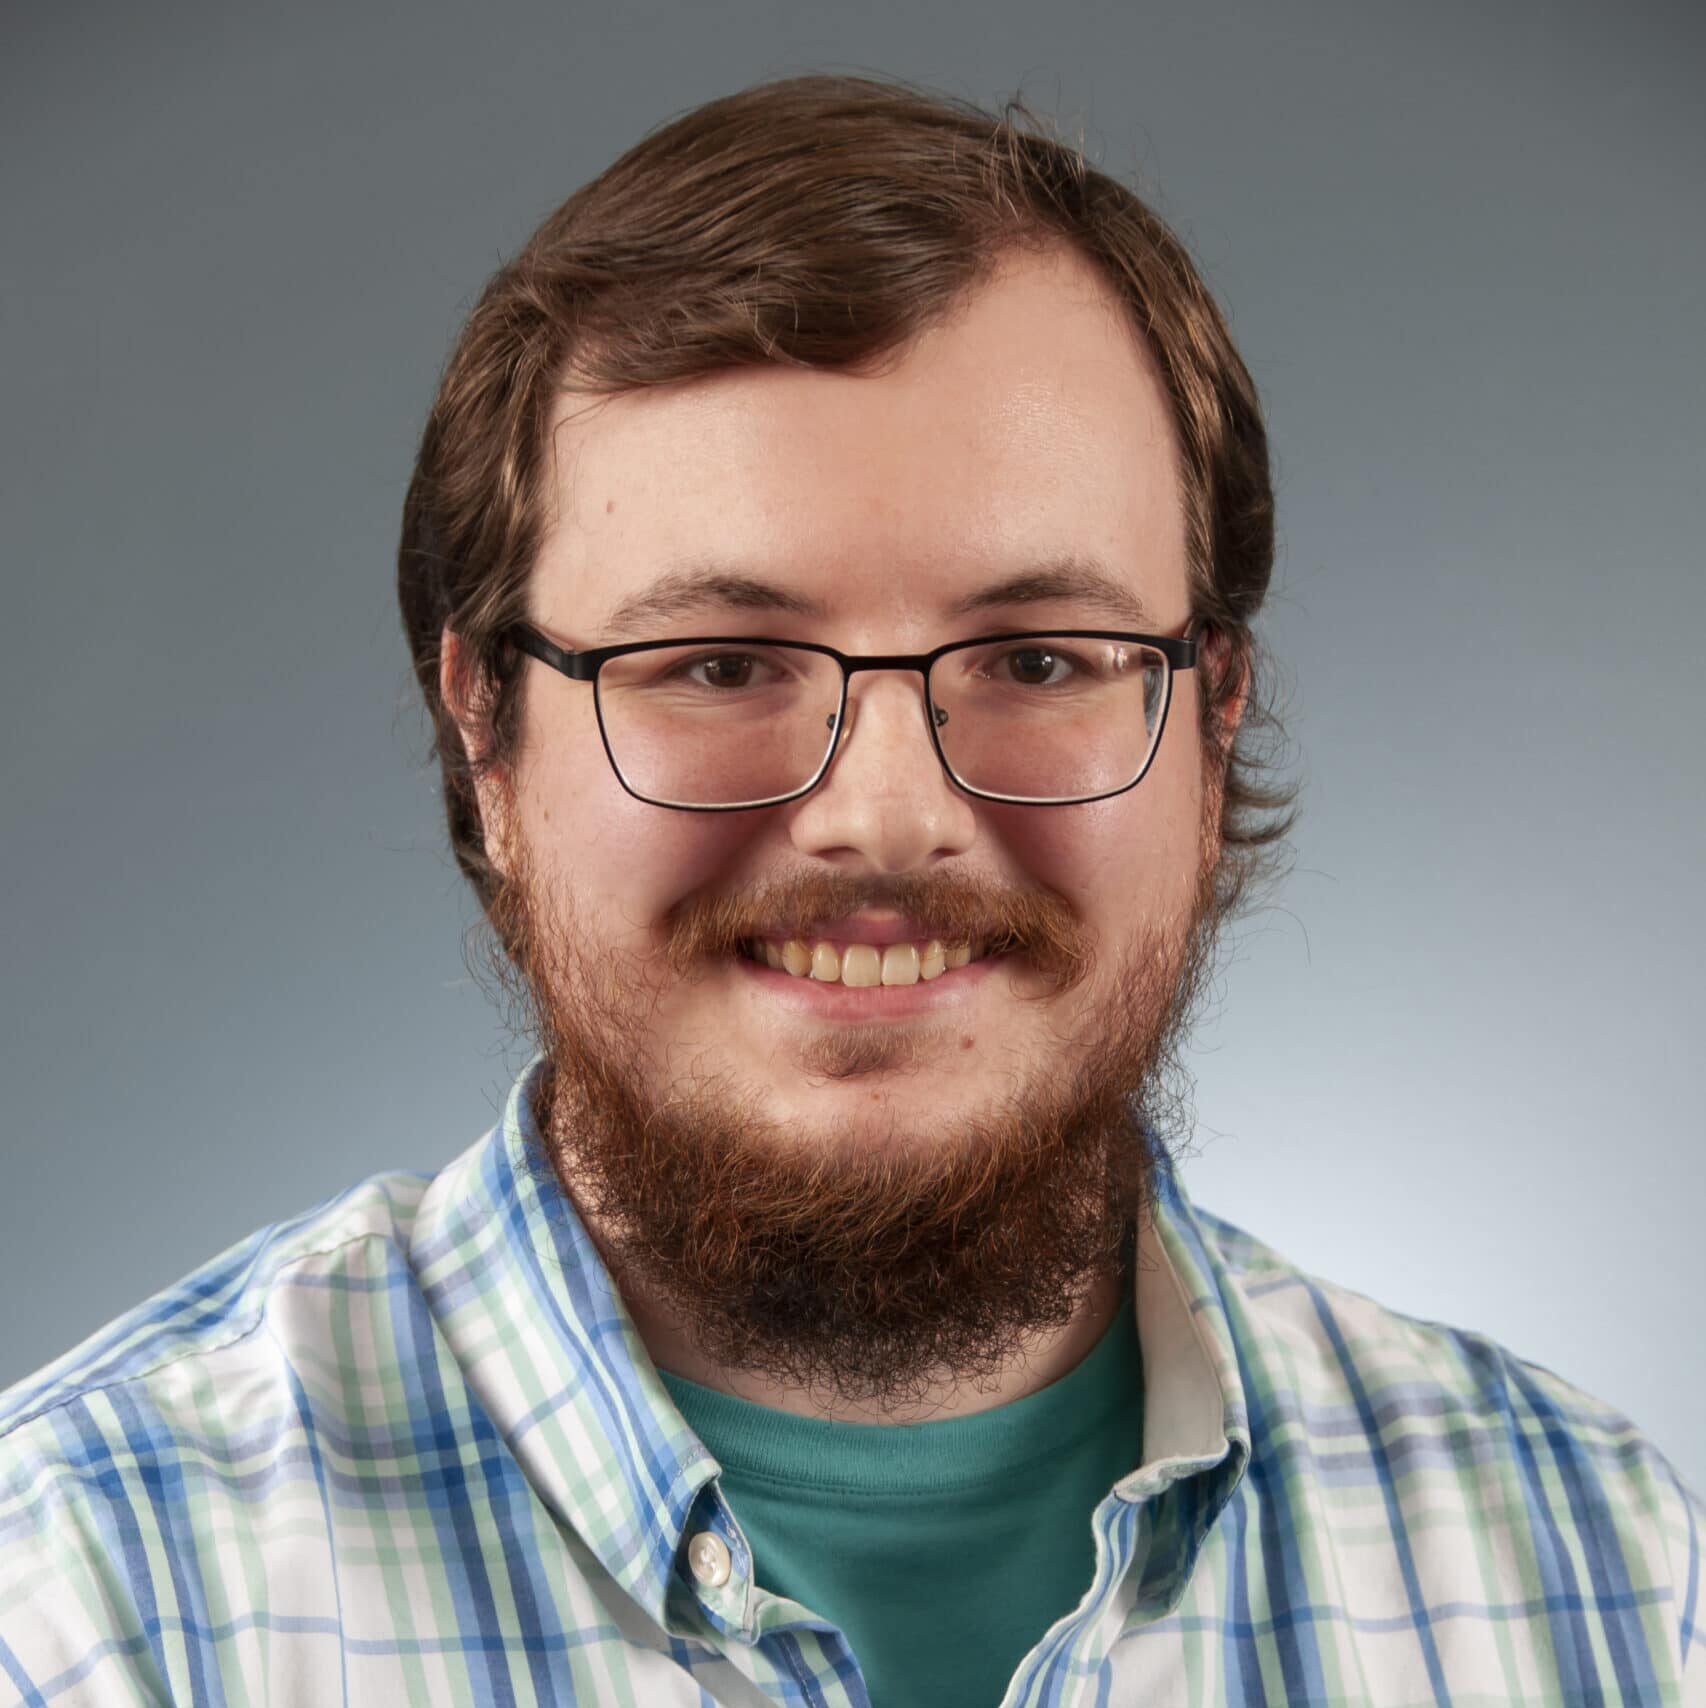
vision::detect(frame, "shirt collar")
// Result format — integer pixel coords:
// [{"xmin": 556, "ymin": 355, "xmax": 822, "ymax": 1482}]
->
[
  {"xmin": 407, "ymin": 1051, "xmax": 719, "ymax": 1633},
  {"xmin": 1118, "ymin": 1144, "xmax": 1252, "ymax": 1617},
  {"xmin": 409, "ymin": 1053, "xmax": 1250, "ymax": 1632}
]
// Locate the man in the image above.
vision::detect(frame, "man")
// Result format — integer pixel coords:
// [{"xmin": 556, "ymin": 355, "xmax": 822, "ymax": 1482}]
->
[{"xmin": 0, "ymin": 73, "xmax": 1697, "ymax": 1707}]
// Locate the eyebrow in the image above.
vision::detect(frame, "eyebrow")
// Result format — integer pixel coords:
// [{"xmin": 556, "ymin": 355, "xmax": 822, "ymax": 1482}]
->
[{"xmin": 599, "ymin": 554, "xmax": 1160, "ymax": 638}]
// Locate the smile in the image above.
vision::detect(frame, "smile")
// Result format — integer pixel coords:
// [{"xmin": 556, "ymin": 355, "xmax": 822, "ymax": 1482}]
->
[
  {"xmin": 738, "ymin": 937, "xmax": 986, "ymax": 985},
  {"xmin": 732, "ymin": 934, "xmax": 1004, "ymax": 1021}
]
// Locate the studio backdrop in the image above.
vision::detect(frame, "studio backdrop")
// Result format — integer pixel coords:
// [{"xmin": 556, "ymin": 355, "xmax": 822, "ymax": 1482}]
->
[{"xmin": 3, "ymin": 0, "xmax": 1701, "ymax": 1490}]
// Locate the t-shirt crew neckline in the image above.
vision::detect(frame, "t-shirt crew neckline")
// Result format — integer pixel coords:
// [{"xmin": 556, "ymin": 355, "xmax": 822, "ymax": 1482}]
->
[{"xmin": 658, "ymin": 1284, "xmax": 1142, "ymax": 1499}]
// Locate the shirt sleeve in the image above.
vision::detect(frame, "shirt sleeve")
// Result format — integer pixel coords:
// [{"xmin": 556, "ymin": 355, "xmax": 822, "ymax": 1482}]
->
[
  {"xmin": 1663, "ymin": 1455, "xmax": 1706, "ymax": 1703},
  {"xmin": 0, "ymin": 1404, "xmax": 171, "ymax": 1705}
]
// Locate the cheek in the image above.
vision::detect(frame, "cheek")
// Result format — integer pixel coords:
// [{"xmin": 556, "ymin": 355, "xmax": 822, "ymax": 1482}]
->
[
  {"xmin": 983, "ymin": 724, "xmax": 1204, "ymax": 921},
  {"xmin": 519, "ymin": 723, "xmax": 766, "ymax": 950}
]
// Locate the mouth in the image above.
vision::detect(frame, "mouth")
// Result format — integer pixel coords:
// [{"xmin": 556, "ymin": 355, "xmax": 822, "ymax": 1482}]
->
[
  {"xmin": 732, "ymin": 931, "xmax": 1006, "ymax": 1021},
  {"xmin": 737, "ymin": 935, "xmax": 989, "ymax": 986}
]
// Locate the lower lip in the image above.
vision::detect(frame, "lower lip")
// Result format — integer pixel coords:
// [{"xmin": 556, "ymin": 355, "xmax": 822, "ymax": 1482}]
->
[{"xmin": 732, "ymin": 951, "xmax": 1005, "ymax": 1019}]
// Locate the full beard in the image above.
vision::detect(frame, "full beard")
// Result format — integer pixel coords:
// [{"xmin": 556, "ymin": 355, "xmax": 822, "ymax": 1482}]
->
[{"xmin": 481, "ymin": 805, "xmax": 1227, "ymax": 1412}]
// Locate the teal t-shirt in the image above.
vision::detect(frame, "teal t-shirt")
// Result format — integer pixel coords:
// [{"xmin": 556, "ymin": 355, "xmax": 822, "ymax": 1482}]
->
[{"xmin": 660, "ymin": 1292, "xmax": 1144, "ymax": 1708}]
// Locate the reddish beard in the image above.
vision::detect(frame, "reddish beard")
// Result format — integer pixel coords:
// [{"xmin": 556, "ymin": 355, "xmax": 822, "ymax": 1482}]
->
[{"xmin": 482, "ymin": 812, "xmax": 1227, "ymax": 1410}]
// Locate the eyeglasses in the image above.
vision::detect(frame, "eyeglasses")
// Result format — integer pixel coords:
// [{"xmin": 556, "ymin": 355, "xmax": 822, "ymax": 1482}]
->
[{"xmin": 502, "ymin": 623, "xmax": 1199, "ymax": 811}]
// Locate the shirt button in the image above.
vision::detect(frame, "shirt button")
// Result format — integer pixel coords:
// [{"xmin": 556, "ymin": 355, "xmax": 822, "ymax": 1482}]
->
[{"xmin": 686, "ymin": 1530, "xmax": 732, "ymax": 1589}]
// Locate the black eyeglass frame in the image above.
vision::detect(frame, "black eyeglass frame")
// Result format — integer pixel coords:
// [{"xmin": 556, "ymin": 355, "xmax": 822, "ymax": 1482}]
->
[{"xmin": 502, "ymin": 621, "xmax": 1200, "ymax": 811}]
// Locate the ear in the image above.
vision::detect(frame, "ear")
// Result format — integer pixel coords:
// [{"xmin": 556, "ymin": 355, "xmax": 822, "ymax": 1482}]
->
[
  {"xmin": 1202, "ymin": 623, "xmax": 1250, "ymax": 758},
  {"xmin": 439, "ymin": 623, "xmax": 477, "ymax": 747},
  {"xmin": 440, "ymin": 625, "xmax": 517, "ymax": 881}
]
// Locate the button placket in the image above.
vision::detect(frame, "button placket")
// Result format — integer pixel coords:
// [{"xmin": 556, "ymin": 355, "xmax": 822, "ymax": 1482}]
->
[
  {"xmin": 673, "ymin": 1485, "xmax": 757, "ymax": 1642},
  {"xmin": 686, "ymin": 1529, "xmax": 732, "ymax": 1589}
]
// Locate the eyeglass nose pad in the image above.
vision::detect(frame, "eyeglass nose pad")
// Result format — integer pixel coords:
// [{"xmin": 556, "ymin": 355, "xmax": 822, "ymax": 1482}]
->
[
  {"xmin": 827, "ymin": 697, "xmax": 949, "ymax": 732},
  {"xmin": 822, "ymin": 686, "xmax": 946, "ymax": 758},
  {"xmin": 826, "ymin": 702, "xmax": 948, "ymax": 732}
]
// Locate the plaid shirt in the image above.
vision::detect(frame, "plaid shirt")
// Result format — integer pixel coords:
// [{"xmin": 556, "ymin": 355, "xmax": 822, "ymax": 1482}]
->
[{"xmin": 1, "ymin": 1054, "xmax": 1699, "ymax": 1706}]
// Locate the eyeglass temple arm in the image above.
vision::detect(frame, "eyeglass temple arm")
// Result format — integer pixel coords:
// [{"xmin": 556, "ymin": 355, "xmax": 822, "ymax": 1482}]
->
[{"xmin": 504, "ymin": 626, "xmax": 599, "ymax": 680}]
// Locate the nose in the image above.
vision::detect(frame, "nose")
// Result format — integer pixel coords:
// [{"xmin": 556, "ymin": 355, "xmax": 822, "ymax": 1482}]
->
[{"xmin": 786, "ymin": 670, "xmax": 977, "ymax": 871}]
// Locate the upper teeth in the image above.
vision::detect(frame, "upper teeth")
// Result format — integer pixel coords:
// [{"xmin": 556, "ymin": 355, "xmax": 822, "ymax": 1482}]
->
[{"xmin": 751, "ymin": 939, "xmax": 977, "ymax": 985}]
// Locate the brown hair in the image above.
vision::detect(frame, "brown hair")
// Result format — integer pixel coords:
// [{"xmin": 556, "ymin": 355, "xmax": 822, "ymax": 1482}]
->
[{"xmin": 398, "ymin": 72, "xmax": 1299, "ymax": 934}]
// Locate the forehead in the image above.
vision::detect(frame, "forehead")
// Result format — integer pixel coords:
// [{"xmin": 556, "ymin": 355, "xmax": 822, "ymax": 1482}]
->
[{"xmin": 534, "ymin": 247, "xmax": 1189, "ymax": 637}]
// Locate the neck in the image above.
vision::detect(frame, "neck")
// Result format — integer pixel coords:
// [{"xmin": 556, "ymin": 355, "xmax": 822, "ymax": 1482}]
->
[{"xmin": 617, "ymin": 1261, "xmax": 1127, "ymax": 1425}]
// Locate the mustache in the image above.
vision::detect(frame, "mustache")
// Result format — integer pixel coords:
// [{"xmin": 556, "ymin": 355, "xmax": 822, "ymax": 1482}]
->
[{"xmin": 664, "ymin": 871, "xmax": 1093, "ymax": 992}]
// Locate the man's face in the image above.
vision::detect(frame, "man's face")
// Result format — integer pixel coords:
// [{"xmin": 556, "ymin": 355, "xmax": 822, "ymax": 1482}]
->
[{"xmin": 455, "ymin": 247, "xmax": 1239, "ymax": 1402}]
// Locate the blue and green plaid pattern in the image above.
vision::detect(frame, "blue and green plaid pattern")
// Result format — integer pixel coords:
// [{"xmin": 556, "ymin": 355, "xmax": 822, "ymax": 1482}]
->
[{"xmin": 1, "ymin": 1053, "xmax": 1698, "ymax": 1704}]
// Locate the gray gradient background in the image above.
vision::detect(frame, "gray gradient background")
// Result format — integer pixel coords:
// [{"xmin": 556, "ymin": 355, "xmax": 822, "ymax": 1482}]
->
[{"xmin": 3, "ymin": 2, "xmax": 1701, "ymax": 1490}]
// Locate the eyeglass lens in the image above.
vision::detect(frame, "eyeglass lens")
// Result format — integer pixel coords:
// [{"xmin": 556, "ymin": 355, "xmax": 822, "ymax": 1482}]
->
[{"xmin": 594, "ymin": 636, "xmax": 1170, "ymax": 808}]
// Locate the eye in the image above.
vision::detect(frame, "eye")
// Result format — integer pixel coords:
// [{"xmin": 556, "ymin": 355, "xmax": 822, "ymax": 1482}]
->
[
  {"xmin": 654, "ymin": 649, "xmax": 796, "ymax": 692},
  {"xmin": 1002, "ymin": 646, "xmax": 1072, "ymax": 686},
  {"xmin": 692, "ymin": 652, "xmax": 760, "ymax": 689}
]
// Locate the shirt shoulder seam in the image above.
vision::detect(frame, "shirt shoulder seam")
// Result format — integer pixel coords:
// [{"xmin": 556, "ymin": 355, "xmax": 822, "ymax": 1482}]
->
[{"xmin": 0, "ymin": 1224, "xmax": 403, "ymax": 1448}]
